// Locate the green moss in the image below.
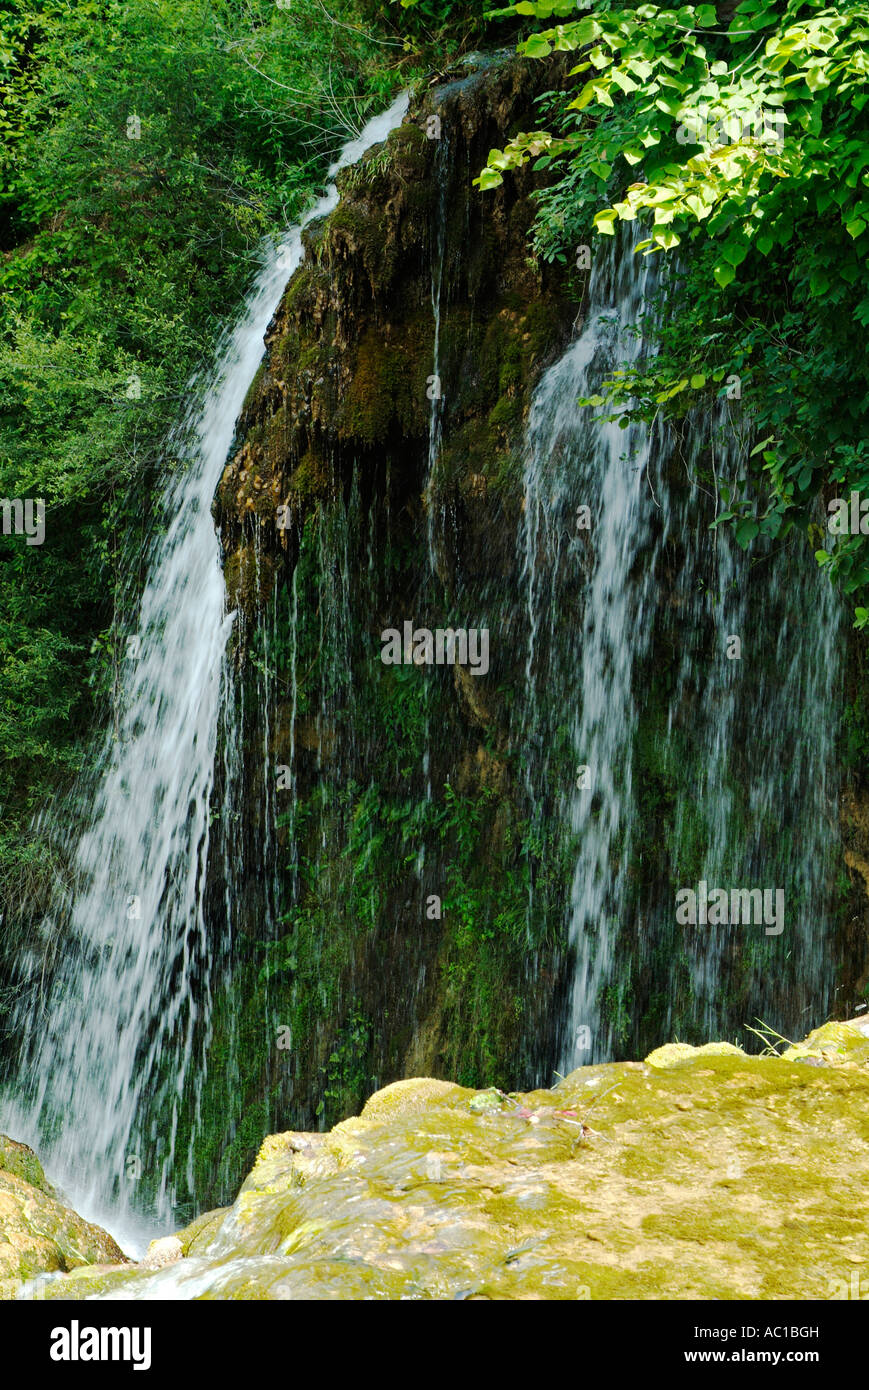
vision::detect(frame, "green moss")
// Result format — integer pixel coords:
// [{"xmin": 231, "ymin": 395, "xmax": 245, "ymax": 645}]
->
[
  {"xmin": 242, "ymin": 362, "xmax": 266, "ymax": 415},
  {"xmin": 288, "ymin": 448, "xmax": 329, "ymax": 502},
  {"xmin": 339, "ymin": 320, "xmax": 430, "ymax": 445},
  {"xmin": 25, "ymin": 1265, "xmax": 143, "ymax": 1300},
  {"xmin": 645, "ymin": 1041, "xmax": 746, "ymax": 1069},
  {"xmin": 0, "ymin": 1135, "xmax": 49, "ymax": 1192},
  {"xmin": 88, "ymin": 1041, "xmax": 869, "ymax": 1300},
  {"xmin": 359, "ymin": 1077, "xmax": 471, "ymax": 1123},
  {"xmin": 782, "ymin": 1020, "xmax": 869, "ymax": 1065},
  {"xmin": 224, "ymin": 544, "xmax": 279, "ymax": 622},
  {"xmin": 174, "ymin": 1206, "xmax": 230, "ymax": 1256}
]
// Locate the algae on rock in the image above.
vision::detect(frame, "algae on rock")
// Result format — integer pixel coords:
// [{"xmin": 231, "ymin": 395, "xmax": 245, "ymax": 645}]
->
[
  {"xmin": 27, "ymin": 1019, "xmax": 869, "ymax": 1300},
  {"xmin": 0, "ymin": 1133, "xmax": 128, "ymax": 1300}
]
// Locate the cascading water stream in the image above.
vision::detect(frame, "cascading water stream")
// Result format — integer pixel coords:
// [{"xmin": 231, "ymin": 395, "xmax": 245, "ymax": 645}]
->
[
  {"xmin": 519, "ymin": 230, "xmax": 843, "ymax": 1071},
  {"xmin": 1, "ymin": 94, "xmax": 409, "ymax": 1250},
  {"xmin": 424, "ymin": 135, "xmax": 448, "ymax": 582},
  {"xmin": 520, "ymin": 233, "xmax": 660, "ymax": 1063},
  {"xmin": 669, "ymin": 410, "xmax": 844, "ymax": 1044}
]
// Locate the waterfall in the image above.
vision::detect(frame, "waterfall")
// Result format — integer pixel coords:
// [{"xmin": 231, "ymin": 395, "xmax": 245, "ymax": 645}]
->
[
  {"xmin": 415, "ymin": 132, "xmax": 450, "ymax": 888},
  {"xmin": 520, "ymin": 234, "xmax": 659, "ymax": 1063},
  {"xmin": 0, "ymin": 74, "xmax": 847, "ymax": 1258},
  {"xmin": 1, "ymin": 93, "xmax": 409, "ymax": 1249},
  {"xmin": 518, "ymin": 230, "xmax": 843, "ymax": 1070},
  {"xmin": 424, "ymin": 135, "xmax": 449, "ymax": 582}
]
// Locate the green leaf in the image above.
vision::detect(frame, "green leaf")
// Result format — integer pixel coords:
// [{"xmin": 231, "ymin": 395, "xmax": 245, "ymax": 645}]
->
[
  {"xmin": 594, "ymin": 211, "xmax": 617, "ymax": 235},
  {"xmin": 610, "ymin": 68, "xmax": 639, "ymax": 94},
  {"xmin": 713, "ymin": 262, "xmax": 736, "ymax": 288},
  {"xmin": 477, "ymin": 168, "xmax": 503, "ymax": 190},
  {"xmin": 588, "ymin": 46, "xmax": 612, "ymax": 71},
  {"xmin": 722, "ymin": 239, "xmax": 749, "ymax": 267},
  {"xmin": 750, "ymin": 435, "xmax": 776, "ymax": 457}
]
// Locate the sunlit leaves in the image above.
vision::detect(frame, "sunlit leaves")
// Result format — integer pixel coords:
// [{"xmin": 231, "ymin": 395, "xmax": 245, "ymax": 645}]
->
[
  {"xmin": 482, "ymin": 0, "xmax": 869, "ymax": 303},
  {"xmin": 483, "ymin": 0, "xmax": 869, "ymax": 618}
]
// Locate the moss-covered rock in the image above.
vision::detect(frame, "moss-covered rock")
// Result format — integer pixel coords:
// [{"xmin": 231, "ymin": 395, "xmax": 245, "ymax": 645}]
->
[
  {"xmin": 0, "ymin": 1134, "xmax": 50, "ymax": 1192},
  {"xmin": 214, "ymin": 50, "xmax": 576, "ymax": 620},
  {"xmin": 359, "ymin": 1076, "xmax": 471, "ymax": 1123},
  {"xmin": 782, "ymin": 1018, "xmax": 869, "ymax": 1066},
  {"xmin": 17, "ymin": 1263, "xmax": 143, "ymax": 1301},
  {"xmin": 39, "ymin": 1021, "xmax": 869, "ymax": 1300},
  {"xmin": 645, "ymin": 1041, "xmax": 746, "ymax": 1069},
  {"xmin": 174, "ymin": 1205, "xmax": 232, "ymax": 1256},
  {"xmin": 0, "ymin": 1134, "xmax": 129, "ymax": 1299}
]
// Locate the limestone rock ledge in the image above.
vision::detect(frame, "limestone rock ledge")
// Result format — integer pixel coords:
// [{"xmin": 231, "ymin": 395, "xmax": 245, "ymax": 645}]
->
[{"xmin": 18, "ymin": 1019, "xmax": 869, "ymax": 1300}]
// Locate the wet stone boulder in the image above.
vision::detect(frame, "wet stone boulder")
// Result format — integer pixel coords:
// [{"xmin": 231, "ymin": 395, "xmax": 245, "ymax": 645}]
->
[{"xmin": 0, "ymin": 1134, "xmax": 128, "ymax": 1299}]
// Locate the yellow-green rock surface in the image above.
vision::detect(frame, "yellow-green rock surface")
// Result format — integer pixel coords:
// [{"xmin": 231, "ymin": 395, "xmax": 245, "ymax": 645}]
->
[
  {"xmin": 0, "ymin": 1135, "xmax": 128, "ymax": 1299},
  {"xmin": 23, "ymin": 1017, "xmax": 869, "ymax": 1300}
]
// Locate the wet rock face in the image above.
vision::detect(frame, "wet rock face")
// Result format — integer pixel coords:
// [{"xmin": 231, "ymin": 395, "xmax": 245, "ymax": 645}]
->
[
  {"xmin": 0, "ymin": 1134, "xmax": 128, "ymax": 1299},
  {"xmin": 840, "ymin": 782, "xmax": 869, "ymax": 998},
  {"xmin": 140, "ymin": 1235, "xmax": 183, "ymax": 1270},
  {"xmin": 0, "ymin": 1133, "xmax": 48, "ymax": 1190},
  {"xmin": 214, "ymin": 52, "xmax": 575, "ymax": 616},
  {"xmin": 191, "ymin": 51, "xmax": 580, "ymax": 1188},
  {"xmin": 30, "ymin": 1024, "xmax": 869, "ymax": 1300}
]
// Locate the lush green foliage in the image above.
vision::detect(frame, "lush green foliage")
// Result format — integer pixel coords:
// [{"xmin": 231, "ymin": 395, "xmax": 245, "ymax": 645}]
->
[
  {"xmin": 362, "ymin": 0, "xmax": 491, "ymax": 44},
  {"xmin": 480, "ymin": 0, "xmax": 869, "ymax": 616}
]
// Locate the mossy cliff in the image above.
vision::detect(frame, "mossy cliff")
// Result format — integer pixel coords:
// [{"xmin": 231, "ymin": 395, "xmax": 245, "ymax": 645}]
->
[
  {"xmin": 18, "ymin": 1018, "xmax": 869, "ymax": 1300},
  {"xmin": 189, "ymin": 50, "xmax": 581, "ymax": 1215},
  {"xmin": 171, "ymin": 49, "xmax": 869, "ymax": 1220},
  {"xmin": 216, "ymin": 52, "xmax": 575, "ymax": 586}
]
